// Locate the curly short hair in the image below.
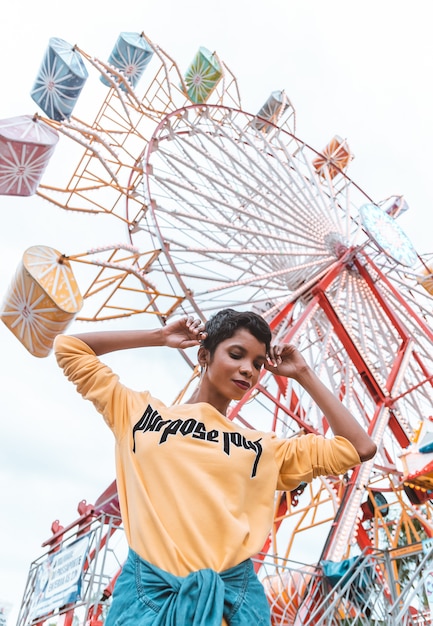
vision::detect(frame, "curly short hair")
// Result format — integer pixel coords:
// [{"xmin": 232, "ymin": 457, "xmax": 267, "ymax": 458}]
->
[{"xmin": 201, "ymin": 309, "xmax": 271, "ymax": 355}]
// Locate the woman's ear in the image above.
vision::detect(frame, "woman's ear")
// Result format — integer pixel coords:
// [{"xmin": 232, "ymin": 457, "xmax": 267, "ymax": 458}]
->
[{"xmin": 197, "ymin": 346, "xmax": 209, "ymax": 369}]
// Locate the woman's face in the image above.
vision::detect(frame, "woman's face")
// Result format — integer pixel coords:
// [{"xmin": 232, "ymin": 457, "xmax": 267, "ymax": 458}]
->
[{"xmin": 205, "ymin": 328, "xmax": 267, "ymax": 405}]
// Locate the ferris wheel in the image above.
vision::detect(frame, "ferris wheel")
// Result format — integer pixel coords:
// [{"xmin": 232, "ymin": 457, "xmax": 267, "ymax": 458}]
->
[
  {"xmin": 139, "ymin": 102, "xmax": 433, "ymax": 562},
  {"xmin": 3, "ymin": 32, "xmax": 433, "ymax": 626}
]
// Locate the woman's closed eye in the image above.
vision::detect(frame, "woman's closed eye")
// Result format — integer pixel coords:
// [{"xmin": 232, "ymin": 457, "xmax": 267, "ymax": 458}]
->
[{"xmin": 230, "ymin": 351, "xmax": 264, "ymax": 369}]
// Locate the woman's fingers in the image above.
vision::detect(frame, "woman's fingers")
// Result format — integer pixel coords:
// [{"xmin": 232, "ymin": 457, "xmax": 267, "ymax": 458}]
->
[
  {"xmin": 267, "ymin": 345, "xmax": 280, "ymax": 367},
  {"xmin": 267, "ymin": 344, "xmax": 291, "ymax": 367},
  {"xmin": 184, "ymin": 316, "xmax": 207, "ymax": 339}
]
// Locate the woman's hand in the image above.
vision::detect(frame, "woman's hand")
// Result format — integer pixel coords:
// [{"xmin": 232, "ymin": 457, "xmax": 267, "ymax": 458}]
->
[
  {"xmin": 265, "ymin": 342, "xmax": 376, "ymax": 461},
  {"xmin": 265, "ymin": 343, "xmax": 310, "ymax": 380},
  {"xmin": 162, "ymin": 316, "xmax": 207, "ymax": 349}
]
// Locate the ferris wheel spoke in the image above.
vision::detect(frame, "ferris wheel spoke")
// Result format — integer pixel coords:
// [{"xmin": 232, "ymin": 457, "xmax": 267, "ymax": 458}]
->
[
  {"xmin": 166, "ymin": 113, "xmax": 342, "ymax": 244},
  {"xmin": 345, "ymin": 276, "xmax": 396, "ymax": 371},
  {"xmin": 193, "ymin": 125, "xmax": 305, "ymax": 213},
  {"xmin": 157, "ymin": 134, "xmax": 233, "ymax": 211},
  {"xmin": 146, "ymin": 247, "xmax": 281, "ymax": 294},
  {"xmin": 255, "ymin": 133, "xmax": 337, "ymax": 225},
  {"xmin": 258, "ymin": 132, "xmax": 340, "ymax": 225},
  {"xmin": 177, "ymin": 110, "xmax": 290, "ymax": 193},
  {"xmin": 150, "ymin": 176, "xmax": 331, "ymax": 261},
  {"xmin": 206, "ymin": 112, "xmax": 310, "ymax": 205},
  {"xmin": 278, "ymin": 136, "xmax": 352, "ymax": 238},
  {"xmin": 206, "ymin": 123, "xmax": 340, "ymax": 241},
  {"xmin": 147, "ymin": 185, "xmax": 346, "ymax": 294},
  {"xmin": 152, "ymin": 145, "xmax": 322, "ymax": 246}
]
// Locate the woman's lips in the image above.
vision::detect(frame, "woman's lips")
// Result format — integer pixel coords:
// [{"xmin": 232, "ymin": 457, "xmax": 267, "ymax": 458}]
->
[{"xmin": 233, "ymin": 380, "xmax": 250, "ymax": 390}]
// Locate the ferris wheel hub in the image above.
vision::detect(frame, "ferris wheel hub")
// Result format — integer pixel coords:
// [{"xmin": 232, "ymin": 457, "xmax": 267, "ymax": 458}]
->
[{"xmin": 324, "ymin": 232, "xmax": 350, "ymax": 259}]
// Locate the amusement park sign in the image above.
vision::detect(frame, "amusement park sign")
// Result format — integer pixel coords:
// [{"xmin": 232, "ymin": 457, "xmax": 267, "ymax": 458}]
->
[{"xmin": 29, "ymin": 536, "xmax": 90, "ymax": 621}]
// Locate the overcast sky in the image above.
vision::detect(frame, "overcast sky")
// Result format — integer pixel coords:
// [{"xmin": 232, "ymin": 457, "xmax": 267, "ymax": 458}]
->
[{"xmin": 1, "ymin": 1, "xmax": 433, "ymax": 622}]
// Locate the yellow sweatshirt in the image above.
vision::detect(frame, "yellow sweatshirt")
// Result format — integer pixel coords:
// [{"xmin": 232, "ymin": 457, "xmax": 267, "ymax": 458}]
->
[{"xmin": 54, "ymin": 335, "xmax": 360, "ymax": 577}]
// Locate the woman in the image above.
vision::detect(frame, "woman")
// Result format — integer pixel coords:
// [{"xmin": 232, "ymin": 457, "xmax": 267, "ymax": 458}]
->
[{"xmin": 54, "ymin": 308, "xmax": 376, "ymax": 625}]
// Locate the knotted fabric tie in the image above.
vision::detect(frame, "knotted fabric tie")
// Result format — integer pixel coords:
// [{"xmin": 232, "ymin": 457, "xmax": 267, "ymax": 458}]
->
[{"xmin": 139, "ymin": 562, "xmax": 226, "ymax": 625}]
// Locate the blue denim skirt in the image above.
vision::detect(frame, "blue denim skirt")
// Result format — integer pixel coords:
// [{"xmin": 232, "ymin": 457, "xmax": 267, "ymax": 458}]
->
[{"xmin": 105, "ymin": 549, "xmax": 271, "ymax": 625}]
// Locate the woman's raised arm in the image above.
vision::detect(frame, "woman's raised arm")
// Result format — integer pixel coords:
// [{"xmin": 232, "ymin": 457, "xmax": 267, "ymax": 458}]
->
[
  {"xmin": 265, "ymin": 343, "xmax": 377, "ymax": 462},
  {"xmin": 70, "ymin": 316, "xmax": 207, "ymax": 356}
]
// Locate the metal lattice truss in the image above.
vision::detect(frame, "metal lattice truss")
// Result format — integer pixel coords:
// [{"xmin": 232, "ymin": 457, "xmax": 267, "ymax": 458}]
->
[{"xmin": 66, "ymin": 244, "xmax": 184, "ymax": 321}]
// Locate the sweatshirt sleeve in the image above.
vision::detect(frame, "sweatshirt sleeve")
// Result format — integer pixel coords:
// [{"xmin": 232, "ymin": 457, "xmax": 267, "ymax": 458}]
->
[
  {"xmin": 275, "ymin": 434, "xmax": 361, "ymax": 491},
  {"xmin": 54, "ymin": 334, "xmax": 146, "ymax": 438}
]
